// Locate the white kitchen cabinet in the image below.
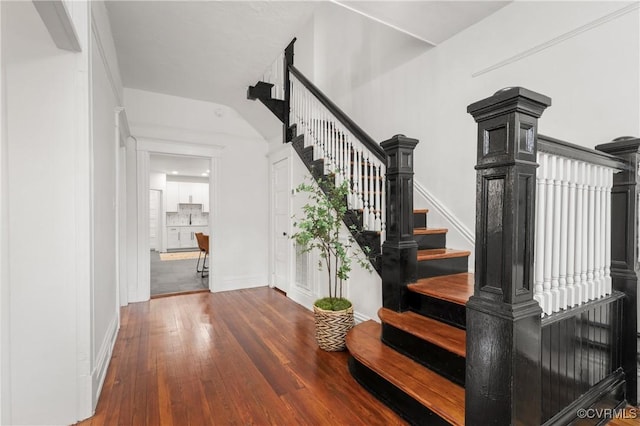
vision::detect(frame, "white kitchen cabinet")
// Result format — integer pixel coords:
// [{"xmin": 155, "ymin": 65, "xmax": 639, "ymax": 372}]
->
[
  {"xmin": 200, "ymin": 183, "xmax": 210, "ymax": 213},
  {"xmin": 179, "ymin": 228, "xmax": 198, "ymax": 248},
  {"xmin": 166, "ymin": 181, "xmax": 180, "ymax": 212},
  {"xmin": 167, "ymin": 227, "xmax": 180, "ymax": 249},
  {"xmin": 179, "ymin": 182, "xmax": 202, "ymax": 204}
]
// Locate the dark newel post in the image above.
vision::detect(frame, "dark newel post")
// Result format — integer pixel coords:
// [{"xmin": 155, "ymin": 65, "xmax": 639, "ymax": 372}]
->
[
  {"xmin": 466, "ymin": 87, "xmax": 551, "ymax": 425},
  {"xmin": 380, "ymin": 135, "xmax": 418, "ymax": 311},
  {"xmin": 595, "ymin": 136, "xmax": 640, "ymax": 405},
  {"xmin": 283, "ymin": 38, "xmax": 296, "ymax": 143}
]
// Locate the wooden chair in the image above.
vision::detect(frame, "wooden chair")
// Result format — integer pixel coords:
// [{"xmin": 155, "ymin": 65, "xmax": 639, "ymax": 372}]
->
[{"xmin": 194, "ymin": 232, "xmax": 209, "ymax": 278}]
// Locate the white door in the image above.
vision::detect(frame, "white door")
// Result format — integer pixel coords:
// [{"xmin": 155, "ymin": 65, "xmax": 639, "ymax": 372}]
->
[
  {"xmin": 149, "ymin": 189, "xmax": 161, "ymax": 251},
  {"xmin": 272, "ymin": 158, "xmax": 291, "ymax": 293}
]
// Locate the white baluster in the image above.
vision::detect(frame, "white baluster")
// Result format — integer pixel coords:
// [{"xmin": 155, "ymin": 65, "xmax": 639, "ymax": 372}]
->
[
  {"xmin": 594, "ymin": 166, "xmax": 603, "ymax": 299},
  {"xmin": 558, "ymin": 156, "xmax": 568, "ymax": 310},
  {"xmin": 542, "ymin": 154, "xmax": 554, "ymax": 315},
  {"xmin": 574, "ymin": 162, "xmax": 585, "ymax": 303},
  {"xmin": 354, "ymin": 148, "xmax": 362, "ymax": 210},
  {"xmin": 586, "ymin": 163, "xmax": 596, "ymax": 301},
  {"xmin": 580, "ymin": 161, "xmax": 589, "ymax": 303},
  {"xmin": 550, "ymin": 155, "xmax": 561, "ymax": 312},
  {"xmin": 375, "ymin": 163, "xmax": 382, "ymax": 231},
  {"xmin": 535, "ymin": 153, "xmax": 548, "ymax": 313},
  {"xmin": 566, "ymin": 159, "xmax": 577, "ymax": 307},
  {"xmin": 362, "ymin": 153, "xmax": 371, "ymax": 230},
  {"xmin": 604, "ymin": 170, "xmax": 612, "ymax": 295}
]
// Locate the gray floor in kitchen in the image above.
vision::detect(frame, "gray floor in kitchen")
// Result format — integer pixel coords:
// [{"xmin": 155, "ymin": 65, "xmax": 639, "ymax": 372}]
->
[{"xmin": 150, "ymin": 250, "xmax": 208, "ymax": 296}]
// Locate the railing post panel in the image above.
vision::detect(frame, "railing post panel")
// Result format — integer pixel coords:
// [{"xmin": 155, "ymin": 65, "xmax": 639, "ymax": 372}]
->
[
  {"xmin": 466, "ymin": 87, "xmax": 551, "ymax": 425},
  {"xmin": 381, "ymin": 135, "xmax": 418, "ymax": 311},
  {"xmin": 595, "ymin": 136, "xmax": 640, "ymax": 405}
]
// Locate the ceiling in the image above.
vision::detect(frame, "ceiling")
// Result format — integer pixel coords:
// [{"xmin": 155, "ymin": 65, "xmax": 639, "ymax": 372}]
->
[
  {"xmin": 150, "ymin": 153, "xmax": 211, "ymax": 178},
  {"xmin": 106, "ymin": 1, "xmax": 510, "ymax": 141}
]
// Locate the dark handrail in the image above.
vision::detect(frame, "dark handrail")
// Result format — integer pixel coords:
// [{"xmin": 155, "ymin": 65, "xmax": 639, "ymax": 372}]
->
[
  {"xmin": 288, "ymin": 65, "xmax": 386, "ymax": 162},
  {"xmin": 538, "ymin": 134, "xmax": 626, "ymax": 170}
]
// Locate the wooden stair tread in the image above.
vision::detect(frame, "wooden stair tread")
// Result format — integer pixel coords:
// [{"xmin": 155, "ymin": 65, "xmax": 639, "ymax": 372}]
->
[
  {"xmin": 347, "ymin": 321, "xmax": 465, "ymax": 426},
  {"xmin": 378, "ymin": 308, "xmax": 466, "ymax": 357},
  {"xmin": 414, "ymin": 227, "xmax": 447, "ymax": 235},
  {"xmin": 408, "ymin": 273, "xmax": 474, "ymax": 306},
  {"xmin": 413, "ymin": 209, "xmax": 429, "ymax": 214},
  {"xmin": 417, "ymin": 248, "xmax": 471, "ymax": 261}
]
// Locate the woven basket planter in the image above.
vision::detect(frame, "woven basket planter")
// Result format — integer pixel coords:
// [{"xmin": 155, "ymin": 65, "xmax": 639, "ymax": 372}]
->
[{"xmin": 313, "ymin": 304, "xmax": 354, "ymax": 351}]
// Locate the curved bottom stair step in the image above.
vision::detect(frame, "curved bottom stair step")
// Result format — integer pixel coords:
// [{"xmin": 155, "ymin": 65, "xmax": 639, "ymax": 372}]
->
[{"xmin": 347, "ymin": 320, "xmax": 465, "ymax": 426}]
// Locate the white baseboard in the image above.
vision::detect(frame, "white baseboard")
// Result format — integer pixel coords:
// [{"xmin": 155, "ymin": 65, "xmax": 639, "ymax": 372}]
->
[
  {"xmin": 92, "ymin": 314, "xmax": 119, "ymax": 408},
  {"xmin": 354, "ymin": 310, "xmax": 373, "ymax": 324},
  {"xmin": 214, "ymin": 275, "xmax": 266, "ymax": 292}
]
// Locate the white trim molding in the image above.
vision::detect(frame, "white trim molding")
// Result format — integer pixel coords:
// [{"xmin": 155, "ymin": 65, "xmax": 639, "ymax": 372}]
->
[
  {"xmin": 472, "ymin": 2, "xmax": 640, "ymax": 77},
  {"xmin": 133, "ymin": 133, "xmax": 222, "ymax": 301},
  {"xmin": 91, "ymin": 315, "xmax": 118, "ymax": 408},
  {"xmin": 32, "ymin": 0, "xmax": 81, "ymax": 52}
]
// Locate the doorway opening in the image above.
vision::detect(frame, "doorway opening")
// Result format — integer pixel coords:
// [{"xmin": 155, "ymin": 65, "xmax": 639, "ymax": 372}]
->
[{"xmin": 149, "ymin": 153, "xmax": 211, "ymax": 297}]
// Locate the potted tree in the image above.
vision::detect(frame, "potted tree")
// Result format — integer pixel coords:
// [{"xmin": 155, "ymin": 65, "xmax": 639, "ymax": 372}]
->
[{"xmin": 292, "ymin": 177, "xmax": 371, "ymax": 351}]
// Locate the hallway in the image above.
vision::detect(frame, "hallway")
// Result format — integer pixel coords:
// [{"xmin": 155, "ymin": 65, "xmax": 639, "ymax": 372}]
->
[{"xmin": 76, "ymin": 288, "xmax": 406, "ymax": 425}]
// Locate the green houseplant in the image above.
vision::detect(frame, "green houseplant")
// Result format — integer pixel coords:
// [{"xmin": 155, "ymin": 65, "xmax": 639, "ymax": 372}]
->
[{"xmin": 292, "ymin": 177, "xmax": 371, "ymax": 351}]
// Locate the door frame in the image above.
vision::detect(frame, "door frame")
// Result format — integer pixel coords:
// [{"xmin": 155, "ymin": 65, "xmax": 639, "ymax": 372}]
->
[
  {"xmin": 132, "ymin": 137, "xmax": 222, "ymax": 302},
  {"xmin": 269, "ymin": 144, "xmax": 294, "ymax": 293}
]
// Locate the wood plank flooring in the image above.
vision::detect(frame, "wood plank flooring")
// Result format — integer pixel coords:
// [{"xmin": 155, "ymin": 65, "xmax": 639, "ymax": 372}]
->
[{"xmin": 76, "ymin": 287, "xmax": 406, "ymax": 426}]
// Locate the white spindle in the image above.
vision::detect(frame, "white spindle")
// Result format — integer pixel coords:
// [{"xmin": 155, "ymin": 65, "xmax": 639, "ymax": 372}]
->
[
  {"xmin": 558, "ymin": 157, "xmax": 569, "ymax": 310},
  {"xmin": 542, "ymin": 154, "xmax": 554, "ymax": 315},
  {"xmin": 594, "ymin": 166, "xmax": 603, "ymax": 299},
  {"xmin": 587, "ymin": 164, "xmax": 596, "ymax": 301},
  {"xmin": 288, "ymin": 73, "xmax": 386, "ymax": 234},
  {"xmin": 604, "ymin": 171, "xmax": 612, "ymax": 295},
  {"xmin": 566, "ymin": 159, "xmax": 577, "ymax": 307},
  {"xmin": 550, "ymin": 155, "xmax": 561, "ymax": 312},
  {"xmin": 534, "ymin": 154, "xmax": 549, "ymax": 313}
]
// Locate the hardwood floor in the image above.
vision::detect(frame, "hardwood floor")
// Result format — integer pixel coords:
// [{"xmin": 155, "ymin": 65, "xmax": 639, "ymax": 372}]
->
[{"xmin": 76, "ymin": 287, "xmax": 406, "ymax": 426}]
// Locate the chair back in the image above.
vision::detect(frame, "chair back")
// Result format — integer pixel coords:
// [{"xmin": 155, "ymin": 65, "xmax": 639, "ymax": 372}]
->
[{"xmin": 195, "ymin": 232, "xmax": 209, "ymax": 254}]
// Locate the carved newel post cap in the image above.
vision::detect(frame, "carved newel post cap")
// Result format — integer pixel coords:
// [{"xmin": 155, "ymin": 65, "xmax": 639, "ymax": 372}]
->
[
  {"xmin": 467, "ymin": 87, "xmax": 552, "ymax": 121},
  {"xmin": 596, "ymin": 136, "xmax": 640, "ymax": 155},
  {"xmin": 380, "ymin": 134, "xmax": 419, "ymax": 151}
]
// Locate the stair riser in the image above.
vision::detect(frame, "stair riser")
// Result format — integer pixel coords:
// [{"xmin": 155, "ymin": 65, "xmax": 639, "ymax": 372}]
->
[
  {"xmin": 348, "ymin": 357, "xmax": 453, "ymax": 426},
  {"xmin": 415, "ymin": 233, "xmax": 446, "ymax": 250},
  {"xmin": 417, "ymin": 256, "xmax": 468, "ymax": 279},
  {"xmin": 414, "ymin": 213, "xmax": 427, "ymax": 229},
  {"xmin": 381, "ymin": 324, "xmax": 465, "ymax": 387},
  {"xmin": 408, "ymin": 294, "xmax": 466, "ymax": 330}
]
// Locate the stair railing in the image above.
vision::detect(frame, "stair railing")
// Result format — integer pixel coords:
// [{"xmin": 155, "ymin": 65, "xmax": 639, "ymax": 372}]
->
[
  {"xmin": 288, "ymin": 67, "xmax": 387, "ymax": 232},
  {"xmin": 259, "ymin": 50, "xmax": 285, "ymax": 101},
  {"xmin": 466, "ymin": 87, "xmax": 636, "ymax": 425},
  {"xmin": 534, "ymin": 136, "xmax": 621, "ymax": 316}
]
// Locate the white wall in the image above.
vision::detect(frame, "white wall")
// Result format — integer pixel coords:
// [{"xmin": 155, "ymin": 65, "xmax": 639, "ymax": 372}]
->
[
  {"xmin": 124, "ymin": 89, "xmax": 270, "ymax": 293},
  {"xmin": 2, "ymin": 1, "xmax": 91, "ymax": 424},
  {"xmin": 89, "ymin": 0, "xmax": 122, "ymax": 410},
  {"xmin": 295, "ymin": 1, "xmax": 640, "ymax": 249},
  {"xmin": 0, "ymin": 0, "xmax": 123, "ymax": 423},
  {"xmin": 0, "ymin": 3, "xmax": 9, "ymax": 423}
]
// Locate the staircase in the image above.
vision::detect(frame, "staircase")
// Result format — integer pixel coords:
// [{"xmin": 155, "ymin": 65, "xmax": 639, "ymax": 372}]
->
[
  {"xmin": 347, "ymin": 209, "xmax": 471, "ymax": 426},
  {"xmin": 250, "ymin": 40, "xmax": 639, "ymax": 425}
]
